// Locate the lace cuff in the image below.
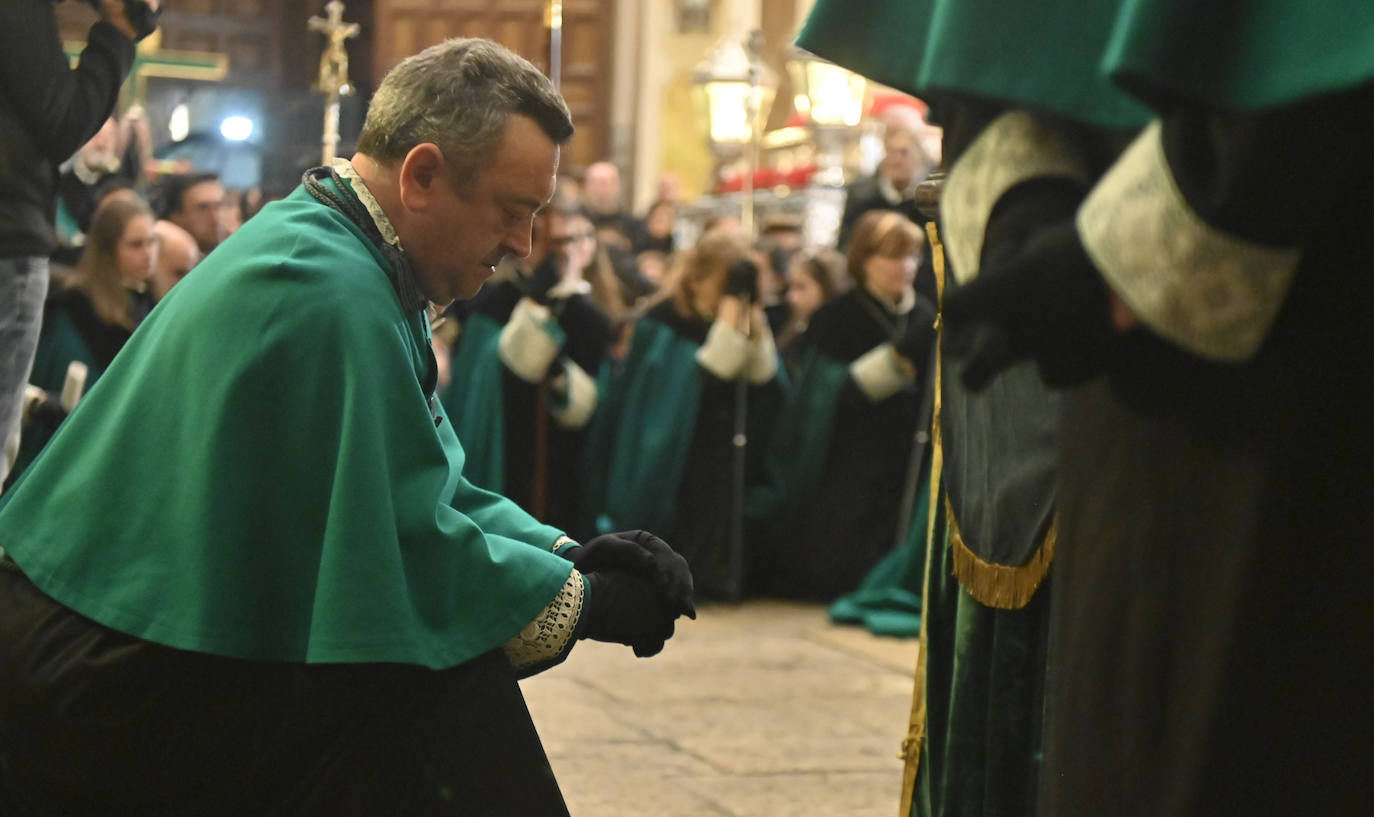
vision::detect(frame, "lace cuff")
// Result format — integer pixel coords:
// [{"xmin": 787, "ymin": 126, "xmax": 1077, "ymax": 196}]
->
[
  {"xmin": 943, "ymin": 110, "xmax": 1091, "ymax": 285},
  {"xmin": 849, "ymin": 344, "xmax": 912, "ymax": 402},
  {"xmin": 502, "ymin": 570, "xmax": 585, "ymax": 675},
  {"xmin": 1079, "ymin": 121, "xmax": 1301, "ymax": 361}
]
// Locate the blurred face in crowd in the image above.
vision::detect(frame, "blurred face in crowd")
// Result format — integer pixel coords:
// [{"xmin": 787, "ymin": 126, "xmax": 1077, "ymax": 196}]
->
[
  {"xmin": 646, "ymin": 201, "xmax": 676, "ymax": 239},
  {"xmin": 881, "ymin": 129, "xmax": 922, "ymax": 191},
  {"xmin": 170, "ymin": 179, "xmax": 227, "ymax": 254},
  {"xmin": 863, "ymin": 247, "xmax": 918, "ymax": 301},
  {"xmin": 549, "ymin": 210, "xmax": 596, "ymax": 275},
  {"xmin": 402, "ymin": 114, "xmax": 558, "ymax": 303},
  {"xmin": 786, "ymin": 258, "xmax": 826, "ymax": 326},
  {"xmin": 116, "ymin": 214, "xmax": 157, "ymax": 284},
  {"xmin": 151, "ymin": 220, "xmax": 201, "ymax": 301},
  {"xmin": 583, "ymin": 161, "xmax": 622, "ymax": 216}
]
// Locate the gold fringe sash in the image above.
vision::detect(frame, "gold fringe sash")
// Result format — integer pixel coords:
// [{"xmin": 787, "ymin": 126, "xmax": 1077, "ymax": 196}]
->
[{"xmin": 946, "ymin": 500, "xmax": 1056, "ymax": 611}]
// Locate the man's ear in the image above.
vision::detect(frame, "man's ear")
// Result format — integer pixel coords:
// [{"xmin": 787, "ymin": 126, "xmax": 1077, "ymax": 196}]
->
[{"xmin": 397, "ymin": 143, "xmax": 447, "ymax": 213}]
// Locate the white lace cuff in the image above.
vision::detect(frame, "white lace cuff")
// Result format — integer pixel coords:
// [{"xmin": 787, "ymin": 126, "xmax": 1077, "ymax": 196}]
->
[
  {"xmin": 849, "ymin": 343, "xmax": 912, "ymax": 401},
  {"xmin": 944, "ymin": 109, "xmax": 1091, "ymax": 286},
  {"xmin": 502, "ymin": 570, "xmax": 585, "ymax": 672},
  {"xmin": 695, "ymin": 320, "xmax": 751, "ymax": 380},
  {"xmin": 1079, "ymin": 120, "xmax": 1301, "ymax": 361},
  {"xmin": 499, "ymin": 298, "xmax": 564, "ymax": 383},
  {"xmin": 549, "ymin": 358, "xmax": 599, "ymax": 429}
]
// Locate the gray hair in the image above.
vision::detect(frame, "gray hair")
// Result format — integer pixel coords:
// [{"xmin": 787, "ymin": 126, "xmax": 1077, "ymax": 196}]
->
[{"xmin": 357, "ymin": 38, "xmax": 574, "ymax": 189}]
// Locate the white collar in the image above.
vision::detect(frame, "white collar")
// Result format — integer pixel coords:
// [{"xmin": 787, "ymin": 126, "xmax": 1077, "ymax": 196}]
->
[{"xmin": 330, "ymin": 158, "xmax": 404, "ymax": 250}]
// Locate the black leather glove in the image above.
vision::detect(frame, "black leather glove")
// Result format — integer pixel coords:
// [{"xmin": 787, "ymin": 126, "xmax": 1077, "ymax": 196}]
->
[
  {"xmin": 578, "ymin": 570, "xmax": 678, "ymax": 657},
  {"xmin": 124, "ymin": 0, "xmax": 161, "ymax": 40},
  {"xmin": 722, "ymin": 258, "xmax": 759, "ymax": 301},
  {"xmin": 940, "ymin": 175, "xmax": 1117, "ymax": 391},
  {"xmin": 568, "ymin": 530, "xmax": 696, "ymax": 620},
  {"xmin": 894, "ymin": 297, "xmax": 938, "ymax": 366}
]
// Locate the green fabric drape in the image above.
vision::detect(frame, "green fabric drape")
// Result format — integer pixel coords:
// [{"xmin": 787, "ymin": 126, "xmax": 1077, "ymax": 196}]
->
[
  {"xmin": 441, "ymin": 312, "xmax": 507, "ymax": 493},
  {"xmin": 580, "ymin": 318, "xmax": 703, "ymax": 535},
  {"xmin": 797, "ymin": 0, "xmax": 1149, "ymax": 129},
  {"xmin": 827, "ymin": 469, "xmax": 929, "ymax": 638},
  {"xmin": 911, "ymin": 481, "xmax": 1051, "ymax": 817},
  {"xmin": 745, "ymin": 345, "xmax": 848, "ymax": 522}
]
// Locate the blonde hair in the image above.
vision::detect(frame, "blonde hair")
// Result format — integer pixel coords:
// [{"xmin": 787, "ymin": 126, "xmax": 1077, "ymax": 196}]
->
[
  {"xmin": 64, "ymin": 197, "xmax": 154, "ymax": 330},
  {"xmin": 653, "ymin": 230, "xmax": 752, "ymax": 319},
  {"xmin": 846, "ymin": 210, "xmax": 923, "ymax": 286}
]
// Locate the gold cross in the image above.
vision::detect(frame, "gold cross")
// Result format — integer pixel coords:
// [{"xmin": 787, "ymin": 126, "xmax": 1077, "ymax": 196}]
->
[{"xmin": 309, "ymin": 1, "xmax": 360, "ymax": 96}]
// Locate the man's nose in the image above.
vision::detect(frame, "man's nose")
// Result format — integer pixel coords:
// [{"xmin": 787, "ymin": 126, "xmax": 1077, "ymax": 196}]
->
[{"xmin": 505, "ymin": 219, "xmax": 534, "ymax": 259}]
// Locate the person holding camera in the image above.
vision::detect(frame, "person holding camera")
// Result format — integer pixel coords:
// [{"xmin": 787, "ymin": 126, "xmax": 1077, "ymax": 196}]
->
[
  {"xmin": 0, "ymin": 0, "xmax": 159, "ymax": 488},
  {"xmin": 581, "ymin": 230, "xmax": 783, "ymax": 601}
]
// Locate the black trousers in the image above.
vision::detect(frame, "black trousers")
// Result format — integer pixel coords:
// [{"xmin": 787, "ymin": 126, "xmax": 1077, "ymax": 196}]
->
[{"xmin": 0, "ymin": 558, "xmax": 569, "ymax": 817}]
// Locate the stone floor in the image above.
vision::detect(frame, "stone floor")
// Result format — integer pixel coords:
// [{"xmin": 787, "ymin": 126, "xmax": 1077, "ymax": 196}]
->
[{"xmin": 521, "ymin": 599, "xmax": 919, "ymax": 817}]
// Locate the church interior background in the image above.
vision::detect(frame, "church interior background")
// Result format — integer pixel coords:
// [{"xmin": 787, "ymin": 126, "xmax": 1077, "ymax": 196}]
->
[{"xmin": 56, "ymin": 0, "xmax": 919, "ymax": 248}]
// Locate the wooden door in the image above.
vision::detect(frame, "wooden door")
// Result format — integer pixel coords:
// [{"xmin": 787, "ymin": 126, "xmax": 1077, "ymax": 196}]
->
[{"xmin": 370, "ymin": 0, "xmax": 612, "ymax": 172}]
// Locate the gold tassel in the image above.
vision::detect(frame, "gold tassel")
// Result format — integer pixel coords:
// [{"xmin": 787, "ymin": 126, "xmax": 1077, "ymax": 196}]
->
[{"xmin": 946, "ymin": 500, "xmax": 1056, "ymax": 611}]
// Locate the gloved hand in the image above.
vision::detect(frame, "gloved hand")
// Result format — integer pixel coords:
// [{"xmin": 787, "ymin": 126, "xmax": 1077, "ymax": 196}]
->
[
  {"xmin": 578, "ymin": 570, "xmax": 678, "ymax": 657},
  {"xmin": 98, "ymin": 0, "xmax": 161, "ymax": 41},
  {"xmin": 722, "ymin": 258, "xmax": 760, "ymax": 302},
  {"xmin": 894, "ymin": 297, "xmax": 938, "ymax": 366},
  {"xmin": 568, "ymin": 530, "xmax": 696, "ymax": 620},
  {"xmin": 942, "ymin": 221, "xmax": 1115, "ymax": 389}
]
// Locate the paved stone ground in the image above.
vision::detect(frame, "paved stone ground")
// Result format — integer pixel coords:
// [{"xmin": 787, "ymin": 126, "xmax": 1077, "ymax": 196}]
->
[{"xmin": 522, "ymin": 600, "xmax": 919, "ymax": 817}]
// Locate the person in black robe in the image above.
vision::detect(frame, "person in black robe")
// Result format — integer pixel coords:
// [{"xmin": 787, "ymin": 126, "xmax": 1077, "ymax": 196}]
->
[
  {"xmin": 443, "ymin": 207, "xmax": 621, "ymax": 537},
  {"xmin": 750, "ymin": 210, "xmax": 935, "ymax": 601}
]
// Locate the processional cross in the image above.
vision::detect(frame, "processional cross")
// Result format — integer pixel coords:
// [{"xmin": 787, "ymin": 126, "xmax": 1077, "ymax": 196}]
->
[{"xmin": 309, "ymin": 0, "xmax": 360, "ymax": 165}]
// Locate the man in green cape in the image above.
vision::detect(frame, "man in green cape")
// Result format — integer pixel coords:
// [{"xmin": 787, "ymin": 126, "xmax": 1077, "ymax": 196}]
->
[{"xmin": 0, "ymin": 38, "xmax": 694, "ymax": 816}]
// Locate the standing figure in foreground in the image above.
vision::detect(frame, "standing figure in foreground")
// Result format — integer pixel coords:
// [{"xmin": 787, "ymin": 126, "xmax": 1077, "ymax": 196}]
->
[
  {"xmin": 0, "ymin": 38, "xmax": 693, "ymax": 817},
  {"xmin": 0, "ymin": 0, "xmax": 157, "ymax": 488}
]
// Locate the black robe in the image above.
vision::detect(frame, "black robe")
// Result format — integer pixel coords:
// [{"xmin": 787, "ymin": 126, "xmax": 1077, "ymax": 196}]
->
[
  {"xmin": 753, "ymin": 288, "xmax": 925, "ymax": 601},
  {"xmin": 451, "ymin": 276, "xmax": 614, "ymax": 538}
]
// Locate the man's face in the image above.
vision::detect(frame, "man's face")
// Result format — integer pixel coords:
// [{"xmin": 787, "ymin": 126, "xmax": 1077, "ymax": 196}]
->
[
  {"xmin": 881, "ymin": 130, "xmax": 922, "ymax": 191},
  {"xmin": 170, "ymin": 180, "xmax": 226, "ymax": 254},
  {"xmin": 409, "ymin": 115, "xmax": 558, "ymax": 304},
  {"xmin": 583, "ymin": 163, "xmax": 621, "ymax": 216}
]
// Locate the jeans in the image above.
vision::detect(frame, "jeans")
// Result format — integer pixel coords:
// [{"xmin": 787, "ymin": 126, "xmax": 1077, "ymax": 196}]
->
[{"xmin": 0, "ymin": 256, "xmax": 48, "ymax": 490}]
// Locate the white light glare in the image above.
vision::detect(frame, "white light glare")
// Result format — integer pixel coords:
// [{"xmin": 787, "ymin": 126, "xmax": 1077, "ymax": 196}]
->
[{"xmin": 220, "ymin": 116, "xmax": 254, "ymax": 141}]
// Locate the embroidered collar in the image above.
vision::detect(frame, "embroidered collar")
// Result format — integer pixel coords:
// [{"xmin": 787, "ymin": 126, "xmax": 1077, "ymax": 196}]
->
[
  {"xmin": 331, "ymin": 159, "xmax": 403, "ymax": 249},
  {"xmin": 325, "ymin": 159, "xmax": 427, "ymax": 311}
]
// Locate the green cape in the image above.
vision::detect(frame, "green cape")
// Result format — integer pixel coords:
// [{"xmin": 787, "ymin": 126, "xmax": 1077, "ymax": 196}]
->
[
  {"xmin": 0, "ymin": 182, "xmax": 573, "ymax": 669},
  {"xmin": 797, "ymin": 0, "xmax": 1150, "ymax": 128},
  {"xmin": 442, "ymin": 311, "xmax": 507, "ymax": 492}
]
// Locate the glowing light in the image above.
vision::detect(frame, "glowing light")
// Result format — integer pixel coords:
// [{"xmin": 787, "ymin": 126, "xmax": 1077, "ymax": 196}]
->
[{"xmin": 220, "ymin": 116, "xmax": 254, "ymax": 141}]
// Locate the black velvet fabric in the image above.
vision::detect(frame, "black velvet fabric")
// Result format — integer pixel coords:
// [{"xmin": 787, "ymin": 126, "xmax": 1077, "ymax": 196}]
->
[{"xmin": 0, "ymin": 559, "xmax": 569, "ymax": 817}]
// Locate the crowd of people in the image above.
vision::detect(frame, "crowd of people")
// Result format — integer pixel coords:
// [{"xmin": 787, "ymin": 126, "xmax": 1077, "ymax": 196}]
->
[{"xmin": 435, "ymin": 111, "xmax": 941, "ymax": 609}]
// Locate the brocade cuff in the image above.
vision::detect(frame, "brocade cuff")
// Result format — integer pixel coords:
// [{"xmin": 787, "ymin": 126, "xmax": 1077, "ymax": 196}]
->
[
  {"xmin": 943, "ymin": 110, "xmax": 1091, "ymax": 285},
  {"xmin": 1079, "ymin": 121, "xmax": 1301, "ymax": 361},
  {"xmin": 502, "ymin": 570, "xmax": 584, "ymax": 674}
]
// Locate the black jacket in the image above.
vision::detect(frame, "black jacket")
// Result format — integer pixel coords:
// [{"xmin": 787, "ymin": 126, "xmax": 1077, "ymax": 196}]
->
[{"xmin": 0, "ymin": 3, "xmax": 134, "ymax": 259}]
